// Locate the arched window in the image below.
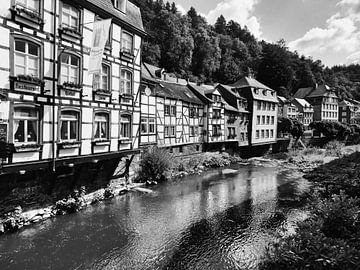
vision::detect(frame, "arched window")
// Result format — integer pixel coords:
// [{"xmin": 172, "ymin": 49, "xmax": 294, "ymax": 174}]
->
[
  {"xmin": 93, "ymin": 112, "xmax": 109, "ymax": 140},
  {"xmin": 13, "ymin": 106, "xmax": 39, "ymax": 144},
  {"xmin": 14, "ymin": 39, "xmax": 40, "ymax": 77},
  {"xmin": 93, "ymin": 63, "xmax": 110, "ymax": 91},
  {"xmin": 60, "ymin": 53, "xmax": 80, "ymax": 84},
  {"xmin": 60, "ymin": 110, "xmax": 79, "ymax": 141}
]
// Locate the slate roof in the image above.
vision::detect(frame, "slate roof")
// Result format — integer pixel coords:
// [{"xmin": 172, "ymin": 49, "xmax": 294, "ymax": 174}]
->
[
  {"xmin": 187, "ymin": 84, "xmax": 214, "ymax": 103},
  {"xmin": 83, "ymin": 0, "xmax": 145, "ymax": 35},
  {"xmin": 142, "ymin": 62, "xmax": 163, "ymax": 80},
  {"xmin": 307, "ymin": 84, "xmax": 333, "ymax": 98},
  {"xmin": 277, "ymin": 96, "xmax": 288, "ymax": 104},
  {"xmin": 154, "ymin": 81, "xmax": 203, "ymax": 105},
  {"xmin": 230, "ymin": 76, "xmax": 273, "ymax": 91},
  {"xmin": 225, "ymin": 104, "xmax": 239, "ymax": 113},
  {"xmin": 294, "ymin": 98, "xmax": 312, "ymax": 108},
  {"xmin": 294, "ymin": 87, "xmax": 313, "ymax": 99}
]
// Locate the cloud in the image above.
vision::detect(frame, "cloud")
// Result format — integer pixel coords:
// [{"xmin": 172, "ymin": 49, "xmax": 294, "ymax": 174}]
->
[
  {"xmin": 176, "ymin": 4, "xmax": 186, "ymax": 15},
  {"xmin": 288, "ymin": 0, "xmax": 360, "ymax": 66},
  {"xmin": 206, "ymin": 0, "xmax": 262, "ymax": 38}
]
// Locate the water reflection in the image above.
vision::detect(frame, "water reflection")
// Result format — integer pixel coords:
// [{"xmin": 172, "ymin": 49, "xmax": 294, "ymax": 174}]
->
[{"xmin": 0, "ymin": 165, "xmax": 308, "ymax": 270}]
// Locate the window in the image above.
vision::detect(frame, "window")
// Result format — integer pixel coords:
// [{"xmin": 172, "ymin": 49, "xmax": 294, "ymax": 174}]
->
[
  {"xmin": 262, "ymin": 115, "xmax": 265, "ymax": 124},
  {"xmin": 120, "ymin": 115, "xmax": 131, "ymax": 138},
  {"xmin": 266, "ymin": 130, "xmax": 269, "ymax": 138},
  {"xmin": 60, "ymin": 110, "xmax": 79, "ymax": 141},
  {"xmin": 93, "ymin": 113, "xmax": 109, "ymax": 140},
  {"xmin": 141, "ymin": 118, "xmax": 155, "ymax": 134},
  {"xmin": 271, "ymin": 116, "xmax": 274, "ymax": 125},
  {"xmin": 14, "ymin": 39, "xmax": 40, "ymax": 77},
  {"xmin": 121, "ymin": 31, "xmax": 133, "ymax": 54},
  {"xmin": 266, "ymin": 116, "xmax": 270, "ymax": 125},
  {"xmin": 262, "ymin": 102, "xmax": 266, "ymax": 110},
  {"xmin": 267, "ymin": 103, "xmax": 271, "ymax": 111},
  {"xmin": 93, "ymin": 64, "xmax": 110, "ymax": 91},
  {"xmin": 165, "ymin": 125, "xmax": 175, "ymax": 137},
  {"xmin": 261, "ymin": 130, "xmax": 264, "ymax": 138},
  {"xmin": 114, "ymin": 0, "xmax": 127, "ymax": 12},
  {"xmin": 120, "ymin": 70, "xmax": 132, "ymax": 95},
  {"xmin": 190, "ymin": 126, "xmax": 195, "ymax": 136},
  {"xmin": 257, "ymin": 116, "xmax": 260, "ymax": 125},
  {"xmin": 190, "ymin": 107, "xmax": 197, "ymax": 118},
  {"xmin": 256, "ymin": 130, "xmax": 259, "ymax": 139},
  {"xmin": 60, "ymin": 53, "xmax": 80, "ymax": 84},
  {"xmin": 61, "ymin": 3, "xmax": 80, "ymax": 31},
  {"xmin": 16, "ymin": 0, "xmax": 40, "ymax": 13},
  {"xmin": 213, "ymin": 109, "xmax": 221, "ymax": 119},
  {"xmin": 171, "ymin": 106, "xmax": 176, "ymax": 116},
  {"xmin": 257, "ymin": 101, "xmax": 261, "ymax": 110},
  {"xmin": 165, "ymin": 105, "xmax": 176, "ymax": 116},
  {"xmin": 270, "ymin": 130, "xmax": 274, "ymax": 138},
  {"xmin": 13, "ymin": 107, "xmax": 39, "ymax": 144},
  {"xmin": 272, "ymin": 103, "xmax": 276, "ymax": 111}
]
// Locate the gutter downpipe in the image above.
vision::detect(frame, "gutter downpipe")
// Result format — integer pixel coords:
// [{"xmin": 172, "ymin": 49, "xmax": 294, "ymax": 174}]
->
[{"xmin": 52, "ymin": 0, "xmax": 57, "ymax": 172}]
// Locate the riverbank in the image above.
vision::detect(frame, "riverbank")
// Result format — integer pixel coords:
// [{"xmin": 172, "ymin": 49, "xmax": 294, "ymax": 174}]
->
[{"xmin": 260, "ymin": 145, "xmax": 360, "ymax": 270}]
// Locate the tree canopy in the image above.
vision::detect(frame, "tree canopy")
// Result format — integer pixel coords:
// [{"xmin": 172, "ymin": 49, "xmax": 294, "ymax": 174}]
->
[{"xmin": 133, "ymin": 0, "xmax": 360, "ymax": 98}]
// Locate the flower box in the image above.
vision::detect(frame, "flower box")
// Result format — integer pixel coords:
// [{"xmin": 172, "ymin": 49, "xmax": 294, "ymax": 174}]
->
[
  {"xmin": 14, "ymin": 143, "xmax": 42, "ymax": 153},
  {"xmin": 58, "ymin": 82, "xmax": 82, "ymax": 97},
  {"xmin": 57, "ymin": 141, "xmax": 81, "ymax": 149},
  {"xmin": 92, "ymin": 140, "xmax": 110, "ymax": 146},
  {"xmin": 59, "ymin": 27, "xmax": 82, "ymax": 41},
  {"xmin": 10, "ymin": 4, "xmax": 44, "ymax": 29},
  {"xmin": 10, "ymin": 75, "xmax": 44, "ymax": 94},
  {"xmin": 120, "ymin": 50, "xmax": 134, "ymax": 62}
]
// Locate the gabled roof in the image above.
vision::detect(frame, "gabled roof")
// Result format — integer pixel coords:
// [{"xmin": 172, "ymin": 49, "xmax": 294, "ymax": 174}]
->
[
  {"xmin": 277, "ymin": 96, "xmax": 288, "ymax": 104},
  {"xmin": 294, "ymin": 98, "xmax": 312, "ymax": 108},
  {"xmin": 230, "ymin": 76, "xmax": 273, "ymax": 91},
  {"xmin": 225, "ymin": 104, "xmax": 239, "ymax": 113},
  {"xmin": 142, "ymin": 62, "xmax": 164, "ymax": 80},
  {"xmin": 307, "ymin": 84, "xmax": 334, "ymax": 98},
  {"xmin": 187, "ymin": 84, "xmax": 214, "ymax": 103},
  {"xmin": 154, "ymin": 81, "xmax": 203, "ymax": 105},
  {"xmin": 84, "ymin": 0, "xmax": 145, "ymax": 35},
  {"xmin": 294, "ymin": 87, "xmax": 313, "ymax": 99}
]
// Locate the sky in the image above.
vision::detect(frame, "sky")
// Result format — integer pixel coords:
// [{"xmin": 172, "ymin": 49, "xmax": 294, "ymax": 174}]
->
[{"xmin": 174, "ymin": 0, "xmax": 360, "ymax": 67}]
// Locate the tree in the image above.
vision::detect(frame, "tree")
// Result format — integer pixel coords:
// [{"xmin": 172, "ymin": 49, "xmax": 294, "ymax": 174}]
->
[{"xmin": 214, "ymin": 15, "xmax": 227, "ymax": 35}]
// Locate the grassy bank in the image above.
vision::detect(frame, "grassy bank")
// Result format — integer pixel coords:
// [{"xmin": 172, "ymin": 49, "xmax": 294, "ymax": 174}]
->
[{"xmin": 260, "ymin": 147, "xmax": 360, "ymax": 270}]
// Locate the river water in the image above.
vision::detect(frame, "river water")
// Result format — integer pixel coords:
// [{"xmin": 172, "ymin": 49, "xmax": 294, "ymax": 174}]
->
[{"xmin": 0, "ymin": 163, "xmax": 309, "ymax": 270}]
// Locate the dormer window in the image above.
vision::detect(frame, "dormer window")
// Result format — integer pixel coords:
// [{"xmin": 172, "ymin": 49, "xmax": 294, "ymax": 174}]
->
[{"xmin": 114, "ymin": 0, "xmax": 127, "ymax": 13}]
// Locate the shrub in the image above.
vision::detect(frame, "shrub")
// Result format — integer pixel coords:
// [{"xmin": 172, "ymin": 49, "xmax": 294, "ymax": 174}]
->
[
  {"xmin": 324, "ymin": 141, "xmax": 344, "ymax": 157},
  {"xmin": 137, "ymin": 146, "xmax": 172, "ymax": 183},
  {"xmin": 54, "ymin": 197, "xmax": 82, "ymax": 215}
]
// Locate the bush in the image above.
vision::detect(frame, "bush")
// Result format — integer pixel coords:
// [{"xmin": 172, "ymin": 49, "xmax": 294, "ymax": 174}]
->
[
  {"xmin": 324, "ymin": 141, "xmax": 344, "ymax": 157},
  {"xmin": 137, "ymin": 146, "xmax": 172, "ymax": 183},
  {"xmin": 54, "ymin": 197, "xmax": 82, "ymax": 215}
]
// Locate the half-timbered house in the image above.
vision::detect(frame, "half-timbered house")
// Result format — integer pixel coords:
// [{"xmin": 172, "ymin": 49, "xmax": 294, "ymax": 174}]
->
[{"xmin": 0, "ymin": 0, "xmax": 145, "ymax": 181}]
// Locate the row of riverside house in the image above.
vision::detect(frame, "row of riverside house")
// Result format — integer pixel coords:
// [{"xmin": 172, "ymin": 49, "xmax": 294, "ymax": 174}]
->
[
  {"xmin": 140, "ymin": 62, "xmax": 278, "ymax": 155},
  {"xmin": 2, "ymin": 0, "xmax": 359, "ymax": 186},
  {"xmin": 0, "ymin": 0, "xmax": 146, "ymax": 184},
  {"xmin": 278, "ymin": 83, "xmax": 360, "ymax": 133}
]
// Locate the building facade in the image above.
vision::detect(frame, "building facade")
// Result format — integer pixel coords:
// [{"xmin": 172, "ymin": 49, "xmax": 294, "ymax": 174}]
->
[
  {"xmin": 277, "ymin": 96, "xmax": 298, "ymax": 119},
  {"xmin": 292, "ymin": 98, "xmax": 314, "ymax": 129},
  {"xmin": 0, "ymin": 0, "xmax": 145, "ymax": 179},
  {"xmin": 230, "ymin": 77, "xmax": 278, "ymax": 146},
  {"xmin": 294, "ymin": 84, "xmax": 338, "ymax": 122}
]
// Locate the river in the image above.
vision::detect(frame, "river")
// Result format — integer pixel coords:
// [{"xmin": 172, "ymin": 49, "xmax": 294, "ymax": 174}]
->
[{"xmin": 0, "ymin": 163, "xmax": 309, "ymax": 270}]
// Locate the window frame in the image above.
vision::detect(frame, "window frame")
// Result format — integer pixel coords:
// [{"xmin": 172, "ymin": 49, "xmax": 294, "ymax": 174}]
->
[
  {"xmin": 60, "ymin": 2, "xmax": 81, "ymax": 33},
  {"xmin": 12, "ymin": 104, "xmax": 41, "ymax": 146},
  {"xmin": 93, "ymin": 62, "xmax": 111, "ymax": 93},
  {"xmin": 59, "ymin": 51, "xmax": 82, "ymax": 86},
  {"xmin": 59, "ymin": 108, "xmax": 80, "ymax": 142},
  {"xmin": 119, "ymin": 114, "xmax": 131, "ymax": 139},
  {"xmin": 120, "ymin": 69, "xmax": 133, "ymax": 96},
  {"xmin": 121, "ymin": 30, "xmax": 133, "ymax": 54},
  {"xmin": 114, "ymin": 0, "xmax": 127, "ymax": 13},
  {"xmin": 93, "ymin": 111, "xmax": 110, "ymax": 141},
  {"xmin": 10, "ymin": 34, "xmax": 44, "ymax": 81},
  {"xmin": 11, "ymin": 0, "xmax": 44, "ymax": 28}
]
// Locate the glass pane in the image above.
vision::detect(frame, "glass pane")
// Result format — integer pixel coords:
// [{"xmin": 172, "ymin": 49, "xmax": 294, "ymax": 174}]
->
[
  {"xmin": 15, "ymin": 108, "xmax": 37, "ymax": 118},
  {"xmin": 101, "ymin": 122, "xmax": 107, "ymax": 138},
  {"xmin": 94, "ymin": 123, "xmax": 100, "ymax": 138},
  {"xmin": 60, "ymin": 121, "xmax": 68, "ymax": 140},
  {"xmin": 70, "ymin": 56, "xmax": 78, "ymax": 66},
  {"xmin": 15, "ymin": 40, "xmax": 26, "ymax": 53},
  {"xmin": 61, "ymin": 54, "xmax": 70, "ymax": 64},
  {"xmin": 28, "ymin": 57, "xmax": 38, "ymax": 69},
  {"xmin": 15, "ymin": 66, "xmax": 26, "ymax": 76},
  {"xmin": 28, "ymin": 43, "xmax": 38, "ymax": 56},
  {"xmin": 14, "ymin": 120, "xmax": 24, "ymax": 142},
  {"xmin": 70, "ymin": 67, "xmax": 78, "ymax": 79},
  {"xmin": 95, "ymin": 114, "xmax": 107, "ymax": 122},
  {"xmin": 28, "ymin": 0, "xmax": 40, "ymax": 11},
  {"xmin": 27, "ymin": 120, "xmax": 37, "ymax": 142},
  {"xmin": 70, "ymin": 121, "xmax": 77, "ymax": 140},
  {"xmin": 62, "ymin": 111, "xmax": 78, "ymax": 120}
]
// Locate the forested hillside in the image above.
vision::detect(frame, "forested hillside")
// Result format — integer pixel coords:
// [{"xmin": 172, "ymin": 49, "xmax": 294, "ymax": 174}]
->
[{"xmin": 132, "ymin": 0, "xmax": 360, "ymax": 99}]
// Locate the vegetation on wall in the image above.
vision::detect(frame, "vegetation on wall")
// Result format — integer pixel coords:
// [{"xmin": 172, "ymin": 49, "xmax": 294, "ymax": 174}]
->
[{"xmin": 133, "ymin": 0, "xmax": 360, "ymax": 98}]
